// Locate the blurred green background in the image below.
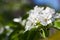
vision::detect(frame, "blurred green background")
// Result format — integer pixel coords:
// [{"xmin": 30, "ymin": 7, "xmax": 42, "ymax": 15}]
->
[{"xmin": 0, "ymin": 0, "xmax": 35, "ymax": 40}]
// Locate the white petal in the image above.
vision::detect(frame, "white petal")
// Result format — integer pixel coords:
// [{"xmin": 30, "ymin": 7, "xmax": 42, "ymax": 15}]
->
[
  {"xmin": 47, "ymin": 20, "xmax": 52, "ymax": 24},
  {"xmin": 54, "ymin": 13, "xmax": 60, "ymax": 18},
  {"xmin": 13, "ymin": 18, "xmax": 22, "ymax": 22},
  {"xmin": 21, "ymin": 20, "xmax": 26, "ymax": 26}
]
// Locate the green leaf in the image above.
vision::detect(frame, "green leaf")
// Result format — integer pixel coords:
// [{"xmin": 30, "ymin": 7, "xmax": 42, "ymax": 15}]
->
[
  {"xmin": 40, "ymin": 29, "xmax": 46, "ymax": 38},
  {"xmin": 22, "ymin": 31, "xmax": 29, "ymax": 40},
  {"xmin": 8, "ymin": 30, "xmax": 24, "ymax": 40},
  {"xmin": 54, "ymin": 20, "xmax": 60, "ymax": 29},
  {"xmin": 22, "ymin": 14, "xmax": 29, "ymax": 20},
  {"xmin": 27, "ymin": 28, "xmax": 40, "ymax": 40},
  {"xmin": 41, "ymin": 26, "xmax": 50, "ymax": 37}
]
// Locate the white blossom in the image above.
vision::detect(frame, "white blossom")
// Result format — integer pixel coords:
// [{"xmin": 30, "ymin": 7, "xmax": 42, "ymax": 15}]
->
[
  {"xmin": 25, "ymin": 6, "xmax": 60, "ymax": 31},
  {"xmin": 13, "ymin": 6, "xmax": 60, "ymax": 31},
  {"xmin": 13, "ymin": 17, "xmax": 27, "ymax": 26},
  {"xmin": 13, "ymin": 17, "xmax": 22, "ymax": 22},
  {"xmin": 38, "ymin": 7, "xmax": 55, "ymax": 26},
  {"xmin": 25, "ymin": 6, "xmax": 44, "ymax": 31}
]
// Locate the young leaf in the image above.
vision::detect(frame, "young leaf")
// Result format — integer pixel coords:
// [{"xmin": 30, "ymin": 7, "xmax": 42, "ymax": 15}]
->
[{"xmin": 54, "ymin": 20, "xmax": 60, "ymax": 29}]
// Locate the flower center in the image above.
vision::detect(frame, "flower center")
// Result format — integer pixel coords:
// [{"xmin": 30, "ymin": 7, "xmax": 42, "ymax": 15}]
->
[{"xmin": 44, "ymin": 18, "xmax": 48, "ymax": 22}]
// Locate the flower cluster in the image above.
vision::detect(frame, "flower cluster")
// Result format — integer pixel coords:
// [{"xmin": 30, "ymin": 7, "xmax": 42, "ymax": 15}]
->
[
  {"xmin": 25, "ymin": 6, "xmax": 60, "ymax": 31},
  {"xmin": 13, "ymin": 6, "xmax": 60, "ymax": 31}
]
